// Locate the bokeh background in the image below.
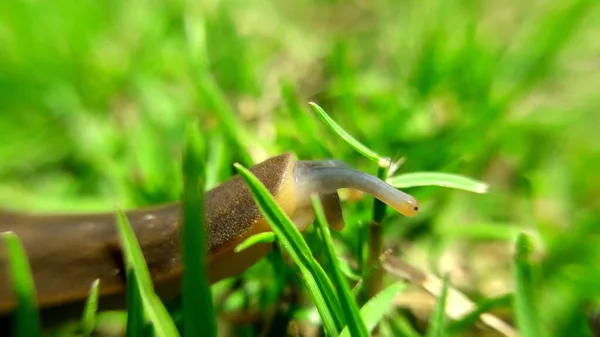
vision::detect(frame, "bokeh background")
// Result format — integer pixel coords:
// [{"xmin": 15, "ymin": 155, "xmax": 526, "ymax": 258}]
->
[{"xmin": 1, "ymin": 0, "xmax": 599, "ymax": 336}]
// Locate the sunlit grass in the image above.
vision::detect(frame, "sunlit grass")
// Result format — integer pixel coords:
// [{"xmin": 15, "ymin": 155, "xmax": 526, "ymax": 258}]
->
[{"xmin": 1, "ymin": 0, "xmax": 599, "ymax": 335}]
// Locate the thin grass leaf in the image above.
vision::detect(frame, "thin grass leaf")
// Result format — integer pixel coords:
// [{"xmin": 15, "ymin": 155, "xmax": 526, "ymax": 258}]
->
[
  {"xmin": 313, "ymin": 196, "xmax": 369, "ymax": 337},
  {"xmin": 81, "ymin": 279, "xmax": 100, "ymax": 337},
  {"xmin": 388, "ymin": 172, "xmax": 489, "ymax": 194},
  {"xmin": 338, "ymin": 258, "xmax": 362, "ymax": 282},
  {"xmin": 205, "ymin": 131, "xmax": 227, "ymax": 190},
  {"xmin": 447, "ymin": 294, "xmax": 512, "ymax": 334},
  {"xmin": 115, "ymin": 211, "xmax": 180, "ymax": 337},
  {"xmin": 181, "ymin": 121, "xmax": 216, "ymax": 337},
  {"xmin": 234, "ymin": 163, "xmax": 344, "ymax": 335},
  {"xmin": 1, "ymin": 231, "xmax": 42, "ymax": 337},
  {"xmin": 339, "ymin": 281, "xmax": 406, "ymax": 337},
  {"xmin": 513, "ymin": 233, "xmax": 541, "ymax": 337},
  {"xmin": 385, "ymin": 314, "xmax": 422, "ymax": 337},
  {"xmin": 199, "ymin": 77, "xmax": 255, "ymax": 165},
  {"xmin": 426, "ymin": 275, "xmax": 450, "ymax": 337},
  {"xmin": 125, "ymin": 269, "xmax": 145, "ymax": 337},
  {"xmin": 235, "ymin": 232, "xmax": 276, "ymax": 253},
  {"xmin": 309, "ymin": 102, "xmax": 386, "ymax": 165}
]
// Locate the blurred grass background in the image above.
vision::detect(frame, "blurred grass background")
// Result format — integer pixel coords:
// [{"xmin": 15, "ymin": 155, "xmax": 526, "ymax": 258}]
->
[{"xmin": 1, "ymin": 0, "xmax": 599, "ymax": 336}]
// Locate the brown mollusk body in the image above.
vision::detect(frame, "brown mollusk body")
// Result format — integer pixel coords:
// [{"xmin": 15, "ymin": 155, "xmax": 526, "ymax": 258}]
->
[{"xmin": 0, "ymin": 153, "xmax": 302, "ymax": 322}]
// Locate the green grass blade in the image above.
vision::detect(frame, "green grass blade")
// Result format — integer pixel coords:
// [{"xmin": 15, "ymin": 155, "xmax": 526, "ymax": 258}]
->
[
  {"xmin": 339, "ymin": 281, "xmax": 406, "ymax": 337},
  {"xmin": 388, "ymin": 172, "xmax": 489, "ymax": 194},
  {"xmin": 199, "ymin": 77, "xmax": 255, "ymax": 165},
  {"xmin": 125, "ymin": 269, "xmax": 145, "ymax": 337},
  {"xmin": 312, "ymin": 195, "xmax": 369, "ymax": 337},
  {"xmin": 447, "ymin": 294, "xmax": 512, "ymax": 334},
  {"xmin": 115, "ymin": 211, "xmax": 180, "ymax": 337},
  {"xmin": 81, "ymin": 279, "xmax": 100, "ymax": 337},
  {"xmin": 426, "ymin": 275, "xmax": 449, "ymax": 337},
  {"xmin": 205, "ymin": 131, "xmax": 227, "ymax": 190},
  {"xmin": 1, "ymin": 231, "xmax": 42, "ymax": 337},
  {"xmin": 233, "ymin": 163, "xmax": 344, "ymax": 335},
  {"xmin": 181, "ymin": 121, "xmax": 216, "ymax": 337},
  {"xmin": 513, "ymin": 233, "xmax": 541, "ymax": 337},
  {"xmin": 235, "ymin": 232, "xmax": 276, "ymax": 253},
  {"xmin": 309, "ymin": 102, "xmax": 385, "ymax": 165}
]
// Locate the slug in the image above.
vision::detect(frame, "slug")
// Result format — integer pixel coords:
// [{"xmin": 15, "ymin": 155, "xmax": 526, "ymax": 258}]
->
[{"xmin": 0, "ymin": 153, "xmax": 418, "ymax": 327}]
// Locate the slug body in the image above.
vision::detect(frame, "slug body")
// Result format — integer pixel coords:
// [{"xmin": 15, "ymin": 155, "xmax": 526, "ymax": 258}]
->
[{"xmin": 0, "ymin": 153, "xmax": 418, "ymax": 326}]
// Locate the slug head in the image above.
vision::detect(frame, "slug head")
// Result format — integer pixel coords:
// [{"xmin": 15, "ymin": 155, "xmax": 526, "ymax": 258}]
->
[{"xmin": 290, "ymin": 156, "xmax": 419, "ymax": 232}]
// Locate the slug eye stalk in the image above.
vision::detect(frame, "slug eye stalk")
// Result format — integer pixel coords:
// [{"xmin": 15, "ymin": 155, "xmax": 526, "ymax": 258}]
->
[{"xmin": 294, "ymin": 159, "xmax": 419, "ymax": 217}]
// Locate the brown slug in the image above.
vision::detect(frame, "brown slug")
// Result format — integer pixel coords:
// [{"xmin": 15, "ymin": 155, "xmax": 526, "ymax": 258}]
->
[{"xmin": 0, "ymin": 153, "xmax": 419, "ymax": 327}]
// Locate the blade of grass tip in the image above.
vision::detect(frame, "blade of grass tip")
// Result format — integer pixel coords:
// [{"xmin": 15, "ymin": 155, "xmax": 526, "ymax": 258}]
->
[
  {"xmin": 312, "ymin": 195, "xmax": 369, "ymax": 337},
  {"xmin": 513, "ymin": 233, "xmax": 541, "ymax": 337},
  {"xmin": 81, "ymin": 279, "xmax": 100, "ymax": 337},
  {"xmin": 1, "ymin": 232, "xmax": 42, "ymax": 337},
  {"xmin": 115, "ymin": 211, "xmax": 180, "ymax": 337},
  {"xmin": 387, "ymin": 172, "xmax": 489, "ymax": 194},
  {"xmin": 181, "ymin": 121, "xmax": 216, "ymax": 337},
  {"xmin": 339, "ymin": 281, "xmax": 407, "ymax": 337},
  {"xmin": 126, "ymin": 269, "xmax": 145, "ymax": 337},
  {"xmin": 426, "ymin": 275, "xmax": 450, "ymax": 337},
  {"xmin": 308, "ymin": 102, "xmax": 385, "ymax": 166},
  {"xmin": 235, "ymin": 232, "xmax": 276, "ymax": 253},
  {"xmin": 233, "ymin": 163, "xmax": 344, "ymax": 334}
]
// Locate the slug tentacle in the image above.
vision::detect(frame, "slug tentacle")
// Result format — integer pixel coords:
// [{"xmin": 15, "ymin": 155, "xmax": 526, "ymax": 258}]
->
[{"xmin": 294, "ymin": 160, "xmax": 419, "ymax": 217}]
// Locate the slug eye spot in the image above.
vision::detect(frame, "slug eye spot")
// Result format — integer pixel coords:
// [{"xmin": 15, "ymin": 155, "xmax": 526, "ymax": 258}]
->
[{"xmin": 414, "ymin": 206, "xmax": 419, "ymax": 211}]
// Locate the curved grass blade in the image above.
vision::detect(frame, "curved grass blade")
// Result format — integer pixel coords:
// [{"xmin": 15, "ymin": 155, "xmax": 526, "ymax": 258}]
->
[
  {"xmin": 235, "ymin": 232, "xmax": 276, "ymax": 253},
  {"xmin": 426, "ymin": 275, "xmax": 449, "ymax": 337},
  {"xmin": 339, "ymin": 281, "xmax": 406, "ymax": 337},
  {"xmin": 309, "ymin": 102, "xmax": 385, "ymax": 165},
  {"xmin": 81, "ymin": 279, "xmax": 100, "ymax": 337},
  {"xmin": 1, "ymin": 231, "xmax": 42, "ymax": 337},
  {"xmin": 513, "ymin": 233, "xmax": 542, "ymax": 337},
  {"xmin": 388, "ymin": 172, "xmax": 489, "ymax": 194},
  {"xmin": 115, "ymin": 211, "xmax": 180, "ymax": 337},
  {"xmin": 234, "ymin": 163, "xmax": 344, "ymax": 335},
  {"xmin": 312, "ymin": 195, "xmax": 369, "ymax": 337},
  {"xmin": 181, "ymin": 121, "xmax": 216, "ymax": 337}
]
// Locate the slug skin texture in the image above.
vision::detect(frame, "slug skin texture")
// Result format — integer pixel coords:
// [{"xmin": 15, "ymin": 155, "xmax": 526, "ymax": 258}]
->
[{"xmin": 0, "ymin": 152, "xmax": 418, "ymax": 329}]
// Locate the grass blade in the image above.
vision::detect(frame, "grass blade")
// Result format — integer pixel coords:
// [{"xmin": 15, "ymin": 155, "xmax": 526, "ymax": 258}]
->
[
  {"xmin": 199, "ymin": 77, "xmax": 256, "ymax": 166},
  {"xmin": 312, "ymin": 195, "xmax": 369, "ymax": 337},
  {"xmin": 388, "ymin": 172, "xmax": 489, "ymax": 194},
  {"xmin": 447, "ymin": 294, "xmax": 512, "ymax": 334},
  {"xmin": 115, "ymin": 211, "xmax": 180, "ymax": 337},
  {"xmin": 81, "ymin": 279, "xmax": 100, "ymax": 337},
  {"xmin": 513, "ymin": 233, "xmax": 541, "ymax": 337},
  {"xmin": 181, "ymin": 121, "xmax": 216, "ymax": 337},
  {"xmin": 125, "ymin": 269, "xmax": 145, "ymax": 337},
  {"xmin": 234, "ymin": 163, "xmax": 344, "ymax": 335},
  {"xmin": 339, "ymin": 281, "xmax": 406, "ymax": 337},
  {"xmin": 426, "ymin": 275, "xmax": 450, "ymax": 337},
  {"xmin": 235, "ymin": 232, "xmax": 276, "ymax": 253},
  {"xmin": 1, "ymin": 231, "xmax": 42, "ymax": 337},
  {"xmin": 309, "ymin": 102, "xmax": 385, "ymax": 165}
]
